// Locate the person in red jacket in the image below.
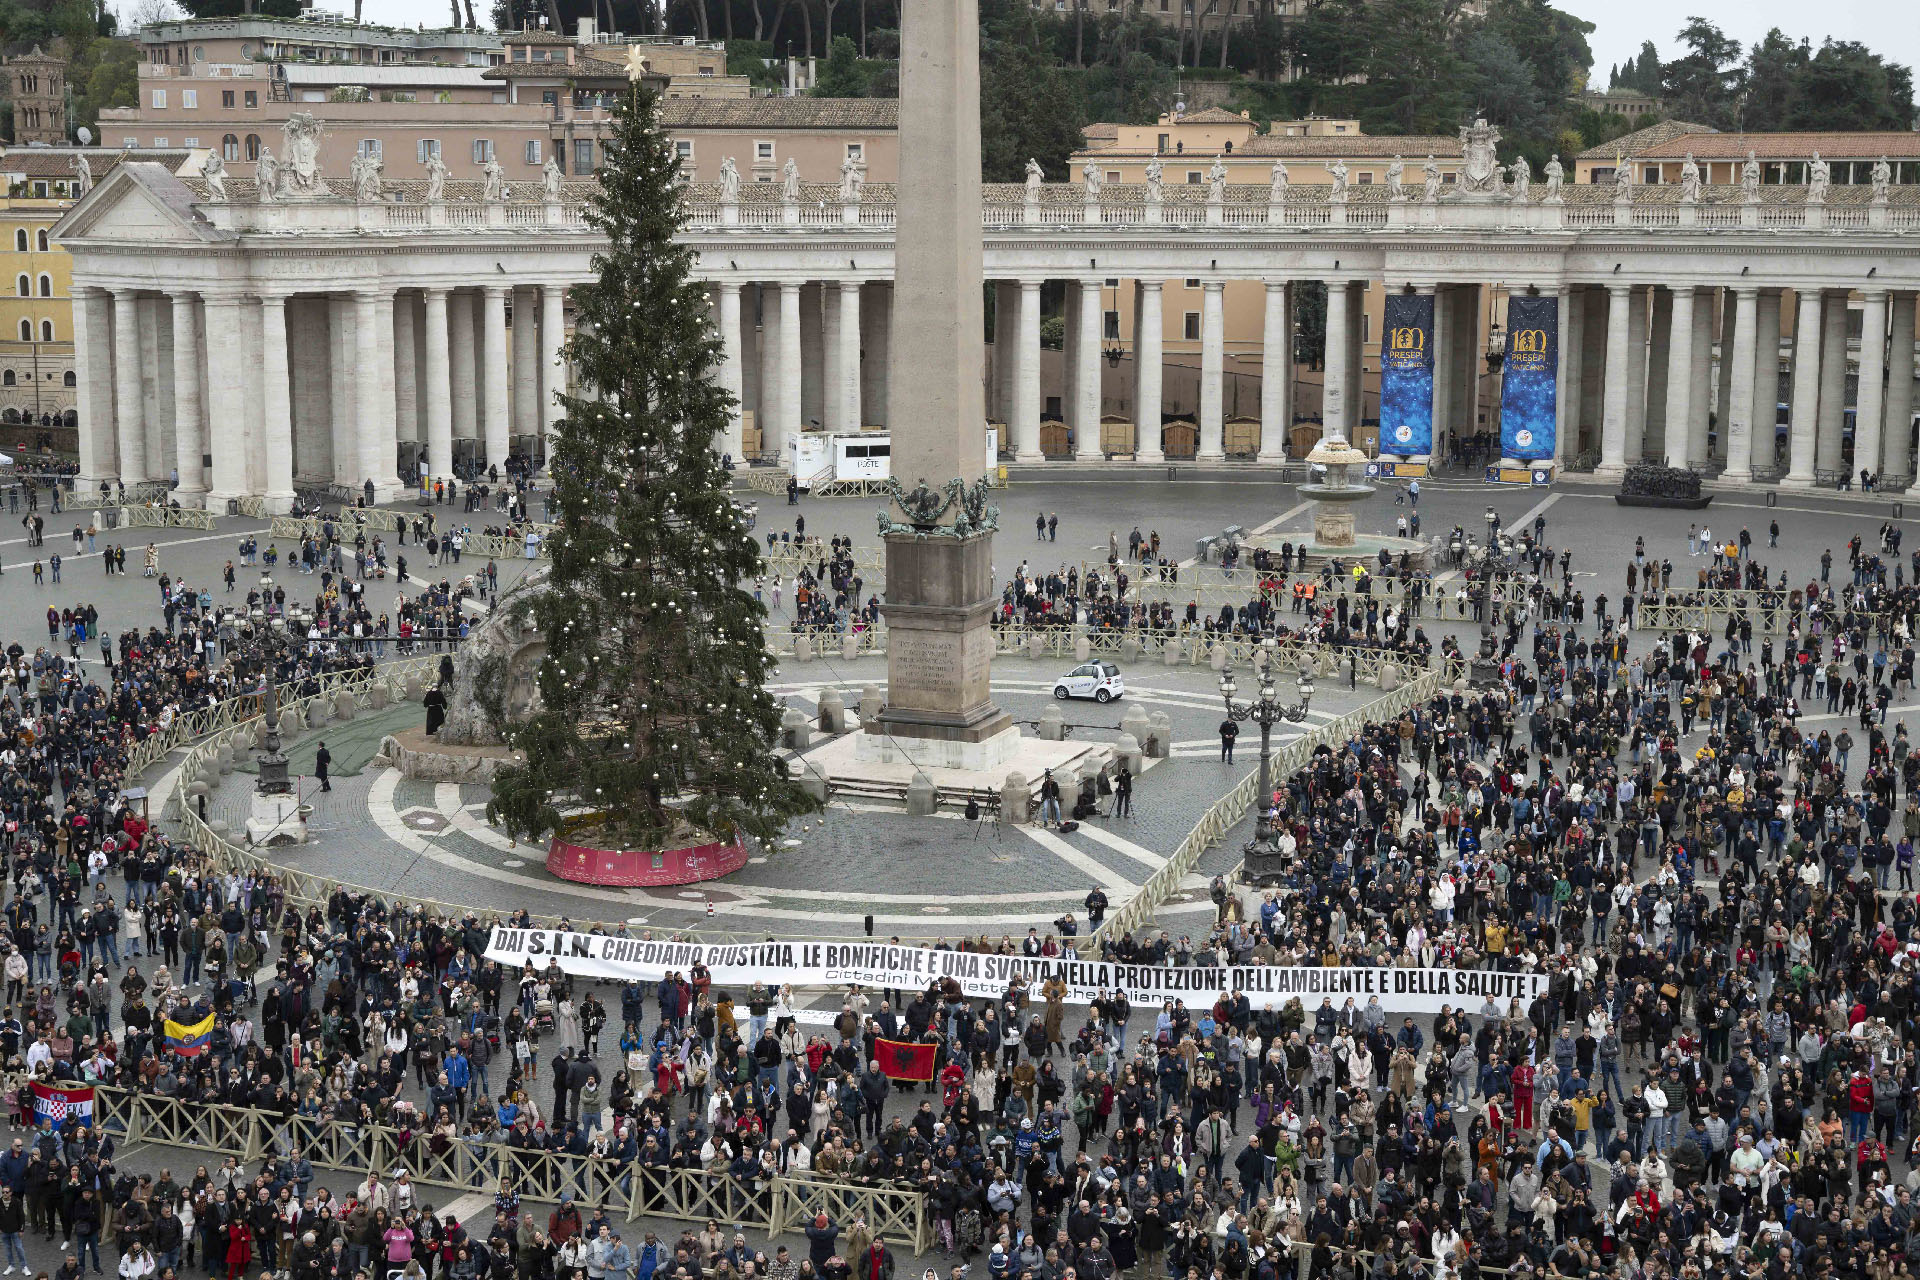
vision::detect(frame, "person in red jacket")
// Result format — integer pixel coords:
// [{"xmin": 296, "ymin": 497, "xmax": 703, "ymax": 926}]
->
[
  {"xmin": 224, "ymin": 1219, "xmax": 253, "ymax": 1280},
  {"xmin": 1848, "ymin": 1069, "xmax": 1875, "ymax": 1144},
  {"xmin": 1511, "ymin": 1061, "xmax": 1536, "ymax": 1131}
]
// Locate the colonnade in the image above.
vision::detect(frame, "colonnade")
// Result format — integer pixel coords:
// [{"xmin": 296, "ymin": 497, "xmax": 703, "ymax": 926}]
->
[{"xmin": 74, "ymin": 281, "xmax": 570, "ymax": 509}]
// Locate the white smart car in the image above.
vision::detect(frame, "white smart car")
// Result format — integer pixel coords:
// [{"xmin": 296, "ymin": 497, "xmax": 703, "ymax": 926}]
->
[{"xmin": 1054, "ymin": 661, "xmax": 1125, "ymax": 703}]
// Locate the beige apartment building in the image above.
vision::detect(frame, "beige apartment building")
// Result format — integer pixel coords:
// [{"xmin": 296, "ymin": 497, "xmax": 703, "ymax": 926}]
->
[
  {"xmin": 99, "ymin": 16, "xmax": 896, "ymax": 186},
  {"xmin": 1576, "ymin": 121, "xmax": 1920, "ymax": 187},
  {"xmin": 1064, "ymin": 108, "xmax": 1480, "ymax": 446}
]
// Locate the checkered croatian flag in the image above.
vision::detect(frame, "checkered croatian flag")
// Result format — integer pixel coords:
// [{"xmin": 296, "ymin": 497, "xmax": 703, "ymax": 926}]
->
[{"xmin": 30, "ymin": 1082, "xmax": 93, "ymax": 1128}]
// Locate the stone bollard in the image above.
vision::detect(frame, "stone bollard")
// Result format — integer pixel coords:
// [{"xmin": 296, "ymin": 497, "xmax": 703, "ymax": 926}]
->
[
  {"xmin": 207, "ymin": 819, "xmax": 230, "ymax": 840},
  {"xmin": 905, "ymin": 770, "xmax": 937, "ymax": 817},
  {"xmin": 859, "ymin": 684, "xmax": 884, "ymax": 724},
  {"xmin": 334, "ymin": 691, "xmax": 358, "ymax": 721},
  {"xmin": 841, "ymin": 634, "xmax": 859, "ymax": 662},
  {"xmin": 281, "ymin": 707, "xmax": 302, "ymax": 740},
  {"xmin": 801, "ymin": 758, "xmax": 830, "ymax": 803},
  {"xmin": 1318, "ymin": 650, "xmax": 1339, "ymax": 677},
  {"xmin": 817, "ymin": 687, "xmax": 848, "ymax": 734},
  {"xmin": 305, "ymin": 701, "xmax": 326, "ymax": 728},
  {"xmin": 1039, "ymin": 705, "xmax": 1066, "ymax": 741},
  {"xmin": 368, "ymin": 683, "xmax": 391, "ymax": 710},
  {"xmin": 781, "ymin": 706, "xmax": 812, "ymax": 752},
  {"xmin": 407, "ymin": 673, "xmax": 427, "ymax": 701},
  {"xmin": 215, "ymin": 744, "xmax": 233, "ymax": 775},
  {"xmin": 1379, "ymin": 661, "xmax": 1400, "ymax": 691},
  {"xmin": 1121, "ymin": 704, "xmax": 1152, "ymax": 747},
  {"xmin": 1073, "ymin": 634, "xmax": 1091, "ymax": 662},
  {"xmin": 1001, "ymin": 771, "xmax": 1031, "ymax": 824},
  {"xmin": 1210, "ymin": 645, "xmax": 1228, "ymax": 671},
  {"xmin": 185, "ymin": 779, "xmax": 209, "ymax": 804},
  {"xmin": 1027, "ymin": 634, "xmax": 1045, "ymax": 661},
  {"xmin": 1120, "ymin": 636, "xmax": 1140, "ymax": 662},
  {"xmin": 1114, "ymin": 732, "xmax": 1144, "ymax": 777},
  {"xmin": 1148, "ymin": 711, "xmax": 1174, "ymax": 758},
  {"xmin": 1163, "ymin": 636, "xmax": 1181, "ymax": 666}
]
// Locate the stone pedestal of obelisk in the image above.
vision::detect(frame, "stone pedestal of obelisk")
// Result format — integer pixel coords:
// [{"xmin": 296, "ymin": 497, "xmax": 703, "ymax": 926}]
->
[{"xmin": 858, "ymin": 0, "xmax": 1017, "ymax": 771}]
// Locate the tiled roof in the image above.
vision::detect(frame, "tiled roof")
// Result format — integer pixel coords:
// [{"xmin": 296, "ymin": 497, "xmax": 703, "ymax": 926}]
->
[
  {"xmin": 1, "ymin": 149, "xmax": 192, "ymax": 178},
  {"xmin": 1172, "ymin": 107, "xmax": 1253, "ymax": 125},
  {"xmin": 1575, "ymin": 120, "xmax": 1714, "ymax": 160},
  {"xmin": 1240, "ymin": 134, "xmax": 1462, "ymax": 158},
  {"xmin": 654, "ymin": 98, "xmax": 898, "ymax": 130},
  {"xmin": 482, "ymin": 54, "xmax": 629, "ymax": 80},
  {"xmin": 1636, "ymin": 131, "xmax": 1920, "ymax": 160},
  {"xmin": 507, "ymin": 28, "xmax": 576, "ymax": 44}
]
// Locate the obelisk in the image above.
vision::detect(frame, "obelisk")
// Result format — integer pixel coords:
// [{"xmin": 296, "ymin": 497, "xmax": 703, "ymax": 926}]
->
[{"xmin": 862, "ymin": 0, "xmax": 1016, "ymax": 770}]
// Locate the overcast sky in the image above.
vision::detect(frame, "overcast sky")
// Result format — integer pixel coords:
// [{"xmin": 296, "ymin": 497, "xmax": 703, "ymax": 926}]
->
[
  {"xmin": 1556, "ymin": 0, "xmax": 1920, "ymax": 88},
  {"xmin": 129, "ymin": 0, "xmax": 1920, "ymax": 94}
]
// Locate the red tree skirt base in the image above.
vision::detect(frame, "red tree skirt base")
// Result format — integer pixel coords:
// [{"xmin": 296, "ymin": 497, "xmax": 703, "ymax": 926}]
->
[{"xmin": 545, "ymin": 832, "xmax": 750, "ymax": 886}]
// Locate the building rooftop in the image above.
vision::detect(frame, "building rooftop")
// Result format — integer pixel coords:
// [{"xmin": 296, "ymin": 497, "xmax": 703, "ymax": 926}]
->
[
  {"xmin": 281, "ymin": 63, "xmax": 494, "ymax": 87},
  {"xmin": 1240, "ymin": 134, "xmax": 1462, "ymax": 158},
  {"xmin": 1171, "ymin": 107, "xmax": 1253, "ymax": 125},
  {"xmin": 653, "ymin": 98, "xmax": 899, "ymax": 130},
  {"xmin": 0, "ymin": 148, "xmax": 194, "ymax": 180},
  {"xmin": 481, "ymin": 54, "xmax": 631, "ymax": 81},
  {"xmin": 1636, "ymin": 131, "xmax": 1920, "ymax": 160},
  {"xmin": 1575, "ymin": 119, "xmax": 1713, "ymax": 160}
]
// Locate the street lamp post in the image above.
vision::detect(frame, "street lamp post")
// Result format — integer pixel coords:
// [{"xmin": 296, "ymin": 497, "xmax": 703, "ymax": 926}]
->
[{"xmin": 1219, "ymin": 638, "xmax": 1314, "ymax": 884}]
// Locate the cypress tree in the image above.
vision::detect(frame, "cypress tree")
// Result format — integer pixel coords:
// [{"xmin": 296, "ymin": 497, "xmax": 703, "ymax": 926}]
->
[{"xmin": 487, "ymin": 73, "xmax": 817, "ymax": 851}]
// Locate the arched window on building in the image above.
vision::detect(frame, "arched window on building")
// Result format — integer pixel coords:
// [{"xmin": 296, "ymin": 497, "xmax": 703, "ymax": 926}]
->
[
  {"xmin": 40, "ymin": 320, "xmax": 53, "ymax": 341},
  {"xmin": 37, "ymin": 274, "xmax": 51, "ymax": 298},
  {"xmin": 16, "ymin": 320, "xmax": 28, "ymax": 341},
  {"xmin": 11, "ymin": 230, "xmax": 24, "ymax": 253},
  {"xmin": 222, "ymin": 134, "xmax": 240, "ymax": 161},
  {"xmin": 245, "ymin": 134, "xmax": 261, "ymax": 161},
  {"xmin": 63, "ymin": 371, "xmax": 75, "ymax": 387},
  {"xmin": 35, "ymin": 229, "xmax": 47, "ymax": 252},
  {"xmin": 2, "ymin": 371, "xmax": 15, "ymax": 387},
  {"xmin": 14, "ymin": 276, "xmax": 26, "ymax": 298}
]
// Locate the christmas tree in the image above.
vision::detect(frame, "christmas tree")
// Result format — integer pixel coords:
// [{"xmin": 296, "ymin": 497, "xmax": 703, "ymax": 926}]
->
[{"xmin": 487, "ymin": 73, "xmax": 817, "ymax": 851}]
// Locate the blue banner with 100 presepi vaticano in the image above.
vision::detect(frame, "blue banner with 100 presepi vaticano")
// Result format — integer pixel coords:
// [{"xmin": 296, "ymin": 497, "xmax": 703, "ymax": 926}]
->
[
  {"xmin": 1499, "ymin": 295, "xmax": 1559, "ymax": 462},
  {"xmin": 1379, "ymin": 293, "xmax": 1435, "ymax": 457}
]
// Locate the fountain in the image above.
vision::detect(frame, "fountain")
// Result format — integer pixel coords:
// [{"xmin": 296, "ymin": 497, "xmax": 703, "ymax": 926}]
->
[{"xmin": 1252, "ymin": 432, "xmax": 1436, "ymax": 569}]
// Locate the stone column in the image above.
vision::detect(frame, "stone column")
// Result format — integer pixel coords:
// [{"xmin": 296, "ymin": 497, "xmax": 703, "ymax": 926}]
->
[
  {"xmin": 354, "ymin": 290, "xmax": 390, "ymax": 495},
  {"xmin": 170, "ymin": 292, "xmax": 205, "ymax": 502},
  {"xmin": 448, "ymin": 291, "xmax": 478, "ymax": 450},
  {"xmin": 717, "ymin": 282, "xmax": 745, "ymax": 459},
  {"xmin": 202, "ymin": 294, "xmax": 248, "ymax": 504},
  {"xmin": 1076, "ymin": 279, "xmax": 1103, "ymax": 459},
  {"xmin": 1642, "ymin": 287, "xmax": 1672, "ymax": 463},
  {"xmin": 757, "ymin": 285, "xmax": 781, "ymax": 457},
  {"xmin": 1135, "ymin": 281, "xmax": 1164, "ymax": 462},
  {"xmin": 511, "ymin": 285, "xmax": 538, "ymax": 440},
  {"xmin": 1714, "ymin": 290, "xmax": 1735, "ymax": 463},
  {"xmin": 136, "ymin": 297, "xmax": 166, "ymax": 484},
  {"xmin": 542, "ymin": 283, "xmax": 567, "ymax": 443},
  {"xmin": 1816, "ymin": 292, "xmax": 1850, "ymax": 478},
  {"xmin": 112, "ymin": 290, "xmax": 146, "ymax": 482},
  {"xmin": 393, "ymin": 291, "xmax": 419, "ymax": 447},
  {"xmin": 1722, "ymin": 285, "xmax": 1760, "ymax": 484},
  {"xmin": 1624, "ymin": 285, "xmax": 1649, "ymax": 462},
  {"xmin": 1432, "ymin": 285, "xmax": 1453, "ymax": 460},
  {"xmin": 799, "ymin": 282, "xmax": 824, "ymax": 432},
  {"xmin": 821, "ymin": 283, "xmax": 843, "ymax": 434},
  {"xmin": 1855, "ymin": 289, "xmax": 1890, "ymax": 486},
  {"xmin": 1014, "ymin": 279, "xmax": 1043, "ymax": 461},
  {"xmin": 990, "ymin": 282, "xmax": 1013, "ymax": 425},
  {"xmin": 1688, "ymin": 294, "xmax": 1713, "ymax": 467},
  {"xmin": 836, "ymin": 279, "xmax": 862, "ymax": 433},
  {"xmin": 1259, "ymin": 280, "xmax": 1289, "ymax": 460},
  {"xmin": 1885, "ymin": 293, "xmax": 1916, "ymax": 485},
  {"xmin": 1783, "ymin": 289, "xmax": 1823, "ymax": 487},
  {"xmin": 73, "ymin": 287, "xmax": 116, "ymax": 485},
  {"xmin": 1547, "ymin": 287, "xmax": 1568, "ymax": 465},
  {"xmin": 1581, "ymin": 291, "xmax": 1609, "ymax": 458},
  {"xmin": 1061, "ymin": 281, "xmax": 1079, "ymax": 450},
  {"xmin": 1323, "ymin": 280, "xmax": 1350, "ymax": 440},
  {"xmin": 1346, "ymin": 282, "xmax": 1365, "ymax": 434},
  {"xmin": 1198, "ymin": 280, "xmax": 1226, "ymax": 461},
  {"xmin": 862, "ymin": 283, "xmax": 891, "ymax": 430},
  {"xmin": 1753, "ymin": 290, "xmax": 1783, "ymax": 474},
  {"xmin": 776, "ymin": 281, "xmax": 802, "ymax": 459},
  {"xmin": 1455, "ymin": 287, "xmax": 1481, "ymax": 444},
  {"xmin": 482, "ymin": 285, "xmax": 511, "ymax": 469},
  {"xmin": 1662, "ymin": 287, "xmax": 1695, "ymax": 470},
  {"xmin": 1560, "ymin": 286, "xmax": 1583, "ymax": 462},
  {"xmin": 258, "ymin": 289, "xmax": 295, "ymax": 511},
  {"xmin": 423, "ymin": 288, "xmax": 454, "ymax": 483},
  {"xmin": 1597, "ymin": 283, "xmax": 1632, "ymax": 477},
  {"xmin": 329, "ymin": 296, "xmax": 354, "ymax": 486}
]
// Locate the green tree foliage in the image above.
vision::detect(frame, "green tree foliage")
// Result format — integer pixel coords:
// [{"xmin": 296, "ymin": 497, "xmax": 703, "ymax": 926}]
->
[
  {"xmin": 1659, "ymin": 17, "xmax": 1745, "ymax": 128},
  {"xmin": 1779, "ymin": 40, "xmax": 1914, "ymax": 131},
  {"xmin": 71, "ymin": 36, "xmax": 137, "ymax": 132},
  {"xmin": 1459, "ymin": 29, "xmax": 1544, "ymax": 139},
  {"xmin": 979, "ymin": 6, "xmax": 1086, "ymax": 183},
  {"xmin": 486, "ymin": 77, "xmax": 816, "ymax": 850},
  {"xmin": 812, "ymin": 34, "xmax": 890, "ymax": 97},
  {"xmin": 1609, "ymin": 41, "xmax": 1662, "ymax": 93}
]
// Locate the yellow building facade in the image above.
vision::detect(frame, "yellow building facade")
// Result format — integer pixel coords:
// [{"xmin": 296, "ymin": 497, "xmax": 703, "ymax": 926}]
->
[{"xmin": 0, "ymin": 195, "xmax": 78, "ymax": 444}]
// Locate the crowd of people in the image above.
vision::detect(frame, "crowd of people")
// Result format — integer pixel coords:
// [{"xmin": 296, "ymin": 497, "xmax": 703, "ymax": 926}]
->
[{"xmin": 7, "ymin": 500, "xmax": 1920, "ymax": 1280}]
